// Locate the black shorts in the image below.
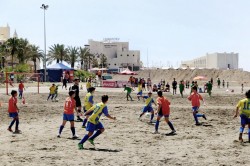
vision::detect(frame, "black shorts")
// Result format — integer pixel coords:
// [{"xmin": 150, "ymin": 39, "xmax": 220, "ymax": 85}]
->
[{"xmin": 74, "ymin": 97, "xmax": 81, "ymax": 107}]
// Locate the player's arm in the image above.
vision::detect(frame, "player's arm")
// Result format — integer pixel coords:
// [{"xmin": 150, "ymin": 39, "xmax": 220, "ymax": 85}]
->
[
  {"xmin": 103, "ymin": 107, "xmax": 116, "ymax": 120},
  {"xmin": 14, "ymin": 102, "xmax": 19, "ymax": 112},
  {"xmin": 187, "ymin": 95, "xmax": 192, "ymax": 101},
  {"xmin": 199, "ymin": 95, "xmax": 206, "ymax": 105},
  {"xmin": 234, "ymin": 106, "xmax": 240, "ymax": 118},
  {"xmin": 84, "ymin": 106, "xmax": 95, "ymax": 116}
]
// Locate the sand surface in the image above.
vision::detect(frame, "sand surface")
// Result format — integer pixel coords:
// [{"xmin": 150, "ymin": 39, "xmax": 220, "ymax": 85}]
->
[{"xmin": 0, "ymin": 84, "xmax": 250, "ymax": 166}]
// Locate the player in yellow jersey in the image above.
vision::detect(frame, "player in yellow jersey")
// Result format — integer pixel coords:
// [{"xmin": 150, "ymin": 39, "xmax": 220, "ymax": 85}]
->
[
  {"xmin": 86, "ymin": 80, "xmax": 91, "ymax": 92},
  {"xmin": 138, "ymin": 92, "xmax": 157, "ymax": 123},
  {"xmin": 78, "ymin": 95, "xmax": 116, "ymax": 149},
  {"xmin": 137, "ymin": 81, "xmax": 143, "ymax": 101},
  {"xmin": 82, "ymin": 87, "xmax": 95, "ymax": 128},
  {"xmin": 234, "ymin": 90, "xmax": 250, "ymax": 143}
]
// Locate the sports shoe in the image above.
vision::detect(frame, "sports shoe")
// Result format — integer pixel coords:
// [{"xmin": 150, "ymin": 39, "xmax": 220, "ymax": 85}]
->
[
  {"xmin": 88, "ymin": 139, "xmax": 95, "ymax": 146},
  {"xmin": 14, "ymin": 130, "xmax": 21, "ymax": 134},
  {"xmin": 195, "ymin": 122, "xmax": 202, "ymax": 126},
  {"xmin": 57, "ymin": 134, "xmax": 61, "ymax": 138},
  {"xmin": 72, "ymin": 135, "xmax": 79, "ymax": 139},
  {"xmin": 169, "ymin": 130, "xmax": 176, "ymax": 135},
  {"xmin": 78, "ymin": 143, "xmax": 84, "ymax": 150},
  {"xmin": 7, "ymin": 128, "xmax": 13, "ymax": 132},
  {"xmin": 153, "ymin": 131, "xmax": 159, "ymax": 134},
  {"xmin": 202, "ymin": 115, "xmax": 207, "ymax": 120},
  {"xmin": 77, "ymin": 117, "xmax": 83, "ymax": 122}
]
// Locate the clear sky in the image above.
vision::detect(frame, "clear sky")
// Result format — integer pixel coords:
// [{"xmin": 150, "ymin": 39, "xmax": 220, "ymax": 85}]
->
[{"xmin": 1, "ymin": 0, "xmax": 250, "ymax": 70}]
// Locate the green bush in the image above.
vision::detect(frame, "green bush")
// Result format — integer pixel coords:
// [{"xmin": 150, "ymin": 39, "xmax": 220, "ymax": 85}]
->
[{"xmin": 74, "ymin": 70, "xmax": 95, "ymax": 82}]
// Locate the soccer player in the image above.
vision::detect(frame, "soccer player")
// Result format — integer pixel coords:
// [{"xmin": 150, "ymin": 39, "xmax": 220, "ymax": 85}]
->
[
  {"xmin": 57, "ymin": 90, "xmax": 78, "ymax": 139},
  {"xmin": 124, "ymin": 85, "xmax": 133, "ymax": 101},
  {"xmin": 138, "ymin": 92, "xmax": 157, "ymax": 123},
  {"xmin": 137, "ymin": 81, "xmax": 143, "ymax": 100},
  {"xmin": 53, "ymin": 85, "xmax": 60, "ymax": 101},
  {"xmin": 172, "ymin": 78, "xmax": 177, "ymax": 95},
  {"xmin": 82, "ymin": 87, "xmax": 96, "ymax": 128},
  {"xmin": 78, "ymin": 95, "xmax": 116, "ymax": 149},
  {"xmin": 7, "ymin": 90, "xmax": 21, "ymax": 133},
  {"xmin": 179, "ymin": 80, "xmax": 185, "ymax": 98},
  {"xmin": 154, "ymin": 91, "xmax": 176, "ymax": 134},
  {"xmin": 47, "ymin": 84, "xmax": 56, "ymax": 101},
  {"xmin": 18, "ymin": 80, "xmax": 25, "ymax": 99},
  {"xmin": 188, "ymin": 86, "xmax": 207, "ymax": 125},
  {"xmin": 234, "ymin": 90, "xmax": 250, "ymax": 143},
  {"xmin": 206, "ymin": 81, "xmax": 213, "ymax": 97},
  {"xmin": 71, "ymin": 78, "xmax": 83, "ymax": 121}
]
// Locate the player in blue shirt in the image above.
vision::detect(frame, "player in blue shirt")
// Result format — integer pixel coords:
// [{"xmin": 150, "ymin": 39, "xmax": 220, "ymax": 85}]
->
[
  {"xmin": 138, "ymin": 92, "xmax": 157, "ymax": 123},
  {"xmin": 78, "ymin": 95, "xmax": 116, "ymax": 149}
]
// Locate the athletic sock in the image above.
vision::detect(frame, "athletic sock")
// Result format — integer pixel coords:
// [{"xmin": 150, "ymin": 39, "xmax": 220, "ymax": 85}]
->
[
  {"xmin": 240, "ymin": 126, "xmax": 244, "ymax": 133},
  {"xmin": 79, "ymin": 135, "xmax": 89, "ymax": 144},
  {"xmin": 193, "ymin": 113, "xmax": 199, "ymax": 124},
  {"xmin": 15, "ymin": 119, "xmax": 19, "ymax": 130},
  {"xmin": 155, "ymin": 120, "xmax": 160, "ymax": 131},
  {"xmin": 71, "ymin": 127, "xmax": 76, "ymax": 136},
  {"xmin": 150, "ymin": 114, "xmax": 154, "ymax": 121},
  {"xmin": 196, "ymin": 114, "xmax": 203, "ymax": 118},
  {"xmin": 89, "ymin": 130, "xmax": 102, "ymax": 140},
  {"xmin": 82, "ymin": 118, "xmax": 87, "ymax": 126},
  {"xmin": 167, "ymin": 121, "xmax": 175, "ymax": 131},
  {"xmin": 59, "ymin": 125, "xmax": 64, "ymax": 134},
  {"xmin": 139, "ymin": 113, "xmax": 144, "ymax": 118},
  {"xmin": 9, "ymin": 119, "xmax": 16, "ymax": 128}
]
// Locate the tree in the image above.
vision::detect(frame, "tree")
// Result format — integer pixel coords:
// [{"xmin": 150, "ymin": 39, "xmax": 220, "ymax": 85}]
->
[
  {"xmin": 79, "ymin": 47, "xmax": 89, "ymax": 70},
  {"xmin": 66, "ymin": 46, "xmax": 79, "ymax": 68},
  {"xmin": 17, "ymin": 38, "xmax": 30, "ymax": 64},
  {"xmin": 98, "ymin": 54, "xmax": 108, "ymax": 68},
  {"xmin": 47, "ymin": 44, "xmax": 67, "ymax": 64},
  {"xmin": 92, "ymin": 57, "xmax": 99, "ymax": 68},
  {"xmin": 27, "ymin": 45, "xmax": 43, "ymax": 72},
  {"xmin": 6, "ymin": 38, "xmax": 19, "ymax": 69},
  {"xmin": 0, "ymin": 43, "xmax": 8, "ymax": 69}
]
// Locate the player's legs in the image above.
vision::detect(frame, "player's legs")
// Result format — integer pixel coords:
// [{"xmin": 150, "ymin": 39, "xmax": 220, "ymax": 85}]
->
[
  {"xmin": 248, "ymin": 122, "xmax": 250, "ymax": 143},
  {"xmin": 15, "ymin": 116, "xmax": 20, "ymax": 132},
  {"xmin": 155, "ymin": 115, "xmax": 162, "ymax": 133},
  {"xmin": 164, "ymin": 116, "xmax": 175, "ymax": 132},
  {"xmin": 47, "ymin": 94, "xmax": 51, "ymax": 100},
  {"xmin": 8, "ymin": 113, "xmax": 18, "ymax": 132},
  {"xmin": 58, "ymin": 120, "xmax": 67, "ymax": 137},
  {"xmin": 89, "ymin": 123, "xmax": 105, "ymax": 141},
  {"xmin": 79, "ymin": 122, "xmax": 95, "ymax": 148},
  {"xmin": 70, "ymin": 121, "xmax": 77, "ymax": 137},
  {"xmin": 239, "ymin": 114, "xmax": 247, "ymax": 142}
]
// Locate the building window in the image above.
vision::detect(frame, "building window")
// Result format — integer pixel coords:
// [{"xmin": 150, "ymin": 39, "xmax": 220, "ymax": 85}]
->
[
  {"xmin": 127, "ymin": 54, "xmax": 129, "ymax": 57},
  {"xmin": 120, "ymin": 54, "xmax": 122, "ymax": 56},
  {"xmin": 114, "ymin": 64, "xmax": 116, "ymax": 66},
  {"xmin": 108, "ymin": 64, "xmax": 110, "ymax": 66},
  {"xmin": 133, "ymin": 54, "xmax": 134, "ymax": 57}
]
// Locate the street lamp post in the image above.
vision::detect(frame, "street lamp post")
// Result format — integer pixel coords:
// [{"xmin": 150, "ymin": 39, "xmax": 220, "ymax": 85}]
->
[{"xmin": 40, "ymin": 4, "xmax": 49, "ymax": 82}]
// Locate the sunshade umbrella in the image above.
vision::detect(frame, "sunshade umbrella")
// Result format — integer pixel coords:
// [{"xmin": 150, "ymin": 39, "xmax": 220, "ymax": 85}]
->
[{"xmin": 193, "ymin": 76, "xmax": 207, "ymax": 81}]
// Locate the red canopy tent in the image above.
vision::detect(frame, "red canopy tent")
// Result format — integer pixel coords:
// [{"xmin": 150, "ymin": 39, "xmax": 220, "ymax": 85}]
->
[{"xmin": 119, "ymin": 68, "xmax": 137, "ymax": 75}]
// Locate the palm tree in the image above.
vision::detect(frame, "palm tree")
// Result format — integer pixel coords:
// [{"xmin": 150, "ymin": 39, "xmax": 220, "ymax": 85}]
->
[
  {"xmin": 27, "ymin": 45, "xmax": 43, "ymax": 72},
  {"xmin": 66, "ymin": 46, "xmax": 79, "ymax": 68},
  {"xmin": 0, "ymin": 43, "xmax": 9, "ymax": 69},
  {"xmin": 79, "ymin": 47, "xmax": 89, "ymax": 70},
  {"xmin": 99, "ymin": 54, "xmax": 108, "ymax": 68},
  {"xmin": 17, "ymin": 38, "xmax": 30, "ymax": 64},
  {"xmin": 6, "ymin": 38, "xmax": 19, "ymax": 69},
  {"xmin": 47, "ymin": 44, "xmax": 67, "ymax": 64}
]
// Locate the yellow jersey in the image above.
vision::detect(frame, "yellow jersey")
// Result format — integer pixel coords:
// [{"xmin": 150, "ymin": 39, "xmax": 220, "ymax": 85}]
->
[
  {"xmin": 88, "ymin": 102, "xmax": 108, "ymax": 124},
  {"xmin": 86, "ymin": 82, "xmax": 91, "ymax": 89},
  {"xmin": 237, "ymin": 98, "xmax": 250, "ymax": 117},
  {"xmin": 49, "ymin": 86, "xmax": 56, "ymax": 94},
  {"xmin": 138, "ymin": 84, "xmax": 142, "ymax": 92},
  {"xmin": 84, "ymin": 93, "xmax": 94, "ymax": 111}
]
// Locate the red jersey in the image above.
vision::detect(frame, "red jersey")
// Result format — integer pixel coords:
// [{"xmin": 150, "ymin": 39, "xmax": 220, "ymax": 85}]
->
[
  {"xmin": 19, "ymin": 83, "xmax": 24, "ymax": 91},
  {"xmin": 8, "ymin": 97, "xmax": 18, "ymax": 113},
  {"xmin": 188, "ymin": 92, "xmax": 203, "ymax": 107},
  {"xmin": 64, "ymin": 97, "xmax": 76, "ymax": 114},
  {"xmin": 157, "ymin": 97, "xmax": 171, "ymax": 115}
]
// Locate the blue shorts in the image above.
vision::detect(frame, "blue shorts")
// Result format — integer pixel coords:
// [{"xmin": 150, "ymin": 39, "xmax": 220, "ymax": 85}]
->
[
  {"xmin": 63, "ymin": 113, "xmax": 74, "ymax": 121},
  {"xmin": 137, "ymin": 91, "xmax": 142, "ymax": 96},
  {"xmin": 240, "ymin": 114, "xmax": 250, "ymax": 125},
  {"xmin": 142, "ymin": 106, "xmax": 153, "ymax": 113},
  {"xmin": 192, "ymin": 106, "xmax": 199, "ymax": 112},
  {"xmin": 9, "ymin": 112, "xmax": 18, "ymax": 118},
  {"xmin": 84, "ymin": 109, "xmax": 93, "ymax": 116},
  {"xmin": 86, "ymin": 122, "xmax": 104, "ymax": 132}
]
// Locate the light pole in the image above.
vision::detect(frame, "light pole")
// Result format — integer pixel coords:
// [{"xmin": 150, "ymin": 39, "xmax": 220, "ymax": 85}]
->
[{"xmin": 40, "ymin": 4, "xmax": 49, "ymax": 82}]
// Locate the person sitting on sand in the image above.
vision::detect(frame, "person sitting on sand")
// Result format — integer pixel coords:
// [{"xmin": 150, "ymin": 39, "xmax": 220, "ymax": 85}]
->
[
  {"xmin": 154, "ymin": 91, "xmax": 176, "ymax": 135},
  {"xmin": 57, "ymin": 90, "xmax": 78, "ymax": 139},
  {"xmin": 82, "ymin": 87, "xmax": 95, "ymax": 128},
  {"xmin": 78, "ymin": 95, "xmax": 116, "ymax": 149},
  {"xmin": 234, "ymin": 90, "xmax": 250, "ymax": 143},
  {"xmin": 138, "ymin": 92, "xmax": 157, "ymax": 123},
  {"xmin": 7, "ymin": 90, "xmax": 21, "ymax": 134},
  {"xmin": 188, "ymin": 86, "xmax": 207, "ymax": 126}
]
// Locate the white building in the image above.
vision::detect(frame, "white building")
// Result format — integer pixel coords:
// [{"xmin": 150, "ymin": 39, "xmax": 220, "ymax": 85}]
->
[
  {"xmin": 181, "ymin": 52, "xmax": 239, "ymax": 69},
  {"xmin": 85, "ymin": 39, "xmax": 141, "ymax": 71}
]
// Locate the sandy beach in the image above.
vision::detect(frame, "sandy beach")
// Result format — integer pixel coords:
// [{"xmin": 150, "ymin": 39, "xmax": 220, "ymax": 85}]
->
[{"xmin": 0, "ymin": 82, "xmax": 249, "ymax": 166}]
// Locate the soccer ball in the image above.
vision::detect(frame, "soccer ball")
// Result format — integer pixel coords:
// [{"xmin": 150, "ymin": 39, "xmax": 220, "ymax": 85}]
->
[{"xmin": 146, "ymin": 112, "xmax": 151, "ymax": 118}]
